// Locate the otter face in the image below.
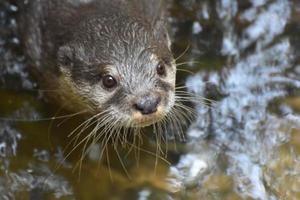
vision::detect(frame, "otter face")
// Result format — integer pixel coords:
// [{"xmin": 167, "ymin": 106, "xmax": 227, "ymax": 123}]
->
[{"xmin": 57, "ymin": 21, "xmax": 176, "ymax": 127}]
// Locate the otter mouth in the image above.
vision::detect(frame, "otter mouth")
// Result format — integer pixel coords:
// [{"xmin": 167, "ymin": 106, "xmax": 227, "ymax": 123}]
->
[
  {"xmin": 131, "ymin": 106, "xmax": 166, "ymax": 127},
  {"xmin": 131, "ymin": 116, "xmax": 163, "ymax": 127}
]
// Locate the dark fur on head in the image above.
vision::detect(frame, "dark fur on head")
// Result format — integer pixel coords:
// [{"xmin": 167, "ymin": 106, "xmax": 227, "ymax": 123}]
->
[{"xmin": 19, "ymin": 0, "xmax": 176, "ymax": 127}]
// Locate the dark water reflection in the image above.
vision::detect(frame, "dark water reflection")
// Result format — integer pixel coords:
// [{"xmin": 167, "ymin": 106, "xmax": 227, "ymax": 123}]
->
[{"xmin": 1, "ymin": 0, "xmax": 300, "ymax": 199}]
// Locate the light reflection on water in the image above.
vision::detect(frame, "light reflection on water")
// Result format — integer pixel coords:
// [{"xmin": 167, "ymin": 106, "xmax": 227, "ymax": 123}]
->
[
  {"xmin": 0, "ymin": 0, "xmax": 300, "ymax": 199},
  {"xmin": 170, "ymin": 0, "xmax": 300, "ymax": 199}
]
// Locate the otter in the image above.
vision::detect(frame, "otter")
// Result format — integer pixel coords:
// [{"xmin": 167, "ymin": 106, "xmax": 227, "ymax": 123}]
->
[{"xmin": 17, "ymin": 0, "xmax": 176, "ymax": 128}]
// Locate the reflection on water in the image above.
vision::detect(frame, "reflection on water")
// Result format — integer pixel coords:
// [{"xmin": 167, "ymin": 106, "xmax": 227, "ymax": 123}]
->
[
  {"xmin": 170, "ymin": 0, "xmax": 300, "ymax": 199},
  {"xmin": 1, "ymin": 0, "xmax": 300, "ymax": 199}
]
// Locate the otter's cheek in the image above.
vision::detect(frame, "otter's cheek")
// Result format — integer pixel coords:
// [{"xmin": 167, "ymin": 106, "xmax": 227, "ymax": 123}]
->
[{"xmin": 164, "ymin": 91, "xmax": 175, "ymax": 112}]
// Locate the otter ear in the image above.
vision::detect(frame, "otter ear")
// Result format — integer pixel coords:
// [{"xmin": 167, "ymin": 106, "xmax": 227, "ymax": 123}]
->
[{"xmin": 57, "ymin": 45, "xmax": 74, "ymax": 68}]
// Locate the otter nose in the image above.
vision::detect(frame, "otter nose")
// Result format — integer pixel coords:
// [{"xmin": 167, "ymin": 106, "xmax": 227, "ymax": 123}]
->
[{"xmin": 134, "ymin": 95, "xmax": 161, "ymax": 115}]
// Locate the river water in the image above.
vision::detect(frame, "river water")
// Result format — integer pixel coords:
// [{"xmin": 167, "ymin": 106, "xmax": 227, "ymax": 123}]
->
[{"xmin": 0, "ymin": 0, "xmax": 300, "ymax": 199}]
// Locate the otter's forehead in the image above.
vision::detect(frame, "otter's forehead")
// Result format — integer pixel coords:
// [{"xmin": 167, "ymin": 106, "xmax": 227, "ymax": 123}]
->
[
  {"xmin": 114, "ymin": 51, "xmax": 160, "ymax": 86},
  {"xmin": 71, "ymin": 15, "xmax": 155, "ymax": 60},
  {"xmin": 62, "ymin": 12, "xmax": 175, "ymax": 93}
]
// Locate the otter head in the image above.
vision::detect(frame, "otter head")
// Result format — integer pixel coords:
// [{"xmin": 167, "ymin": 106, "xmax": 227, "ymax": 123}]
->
[{"xmin": 57, "ymin": 15, "xmax": 176, "ymax": 127}]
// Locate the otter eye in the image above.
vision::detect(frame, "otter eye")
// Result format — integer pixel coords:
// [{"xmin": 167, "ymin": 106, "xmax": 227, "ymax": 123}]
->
[
  {"xmin": 156, "ymin": 62, "xmax": 166, "ymax": 76},
  {"xmin": 102, "ymin": 75, "xmax": 117, "ymax": 89}
]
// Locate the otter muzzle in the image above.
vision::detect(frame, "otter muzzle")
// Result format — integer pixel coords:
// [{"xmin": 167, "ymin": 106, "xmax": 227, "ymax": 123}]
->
[{"xmin": 134, "ymin": 95, "xmax": 161, "ymax": 115}]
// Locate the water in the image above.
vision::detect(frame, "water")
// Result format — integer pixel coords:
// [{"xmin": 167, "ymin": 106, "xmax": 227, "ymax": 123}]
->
[
  {"xmin": 170, "ymin": 0, "xmax": 300, "ymax": 199},
  {"xmin": 1, "ymin": 0, "xmax": 300, "ymax": 199}
]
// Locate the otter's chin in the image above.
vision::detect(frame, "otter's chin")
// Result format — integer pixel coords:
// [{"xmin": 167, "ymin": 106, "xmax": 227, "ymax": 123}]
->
[{"xmin": 130, "ymin": 106, "xmax": 166, "ymax": 127}]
